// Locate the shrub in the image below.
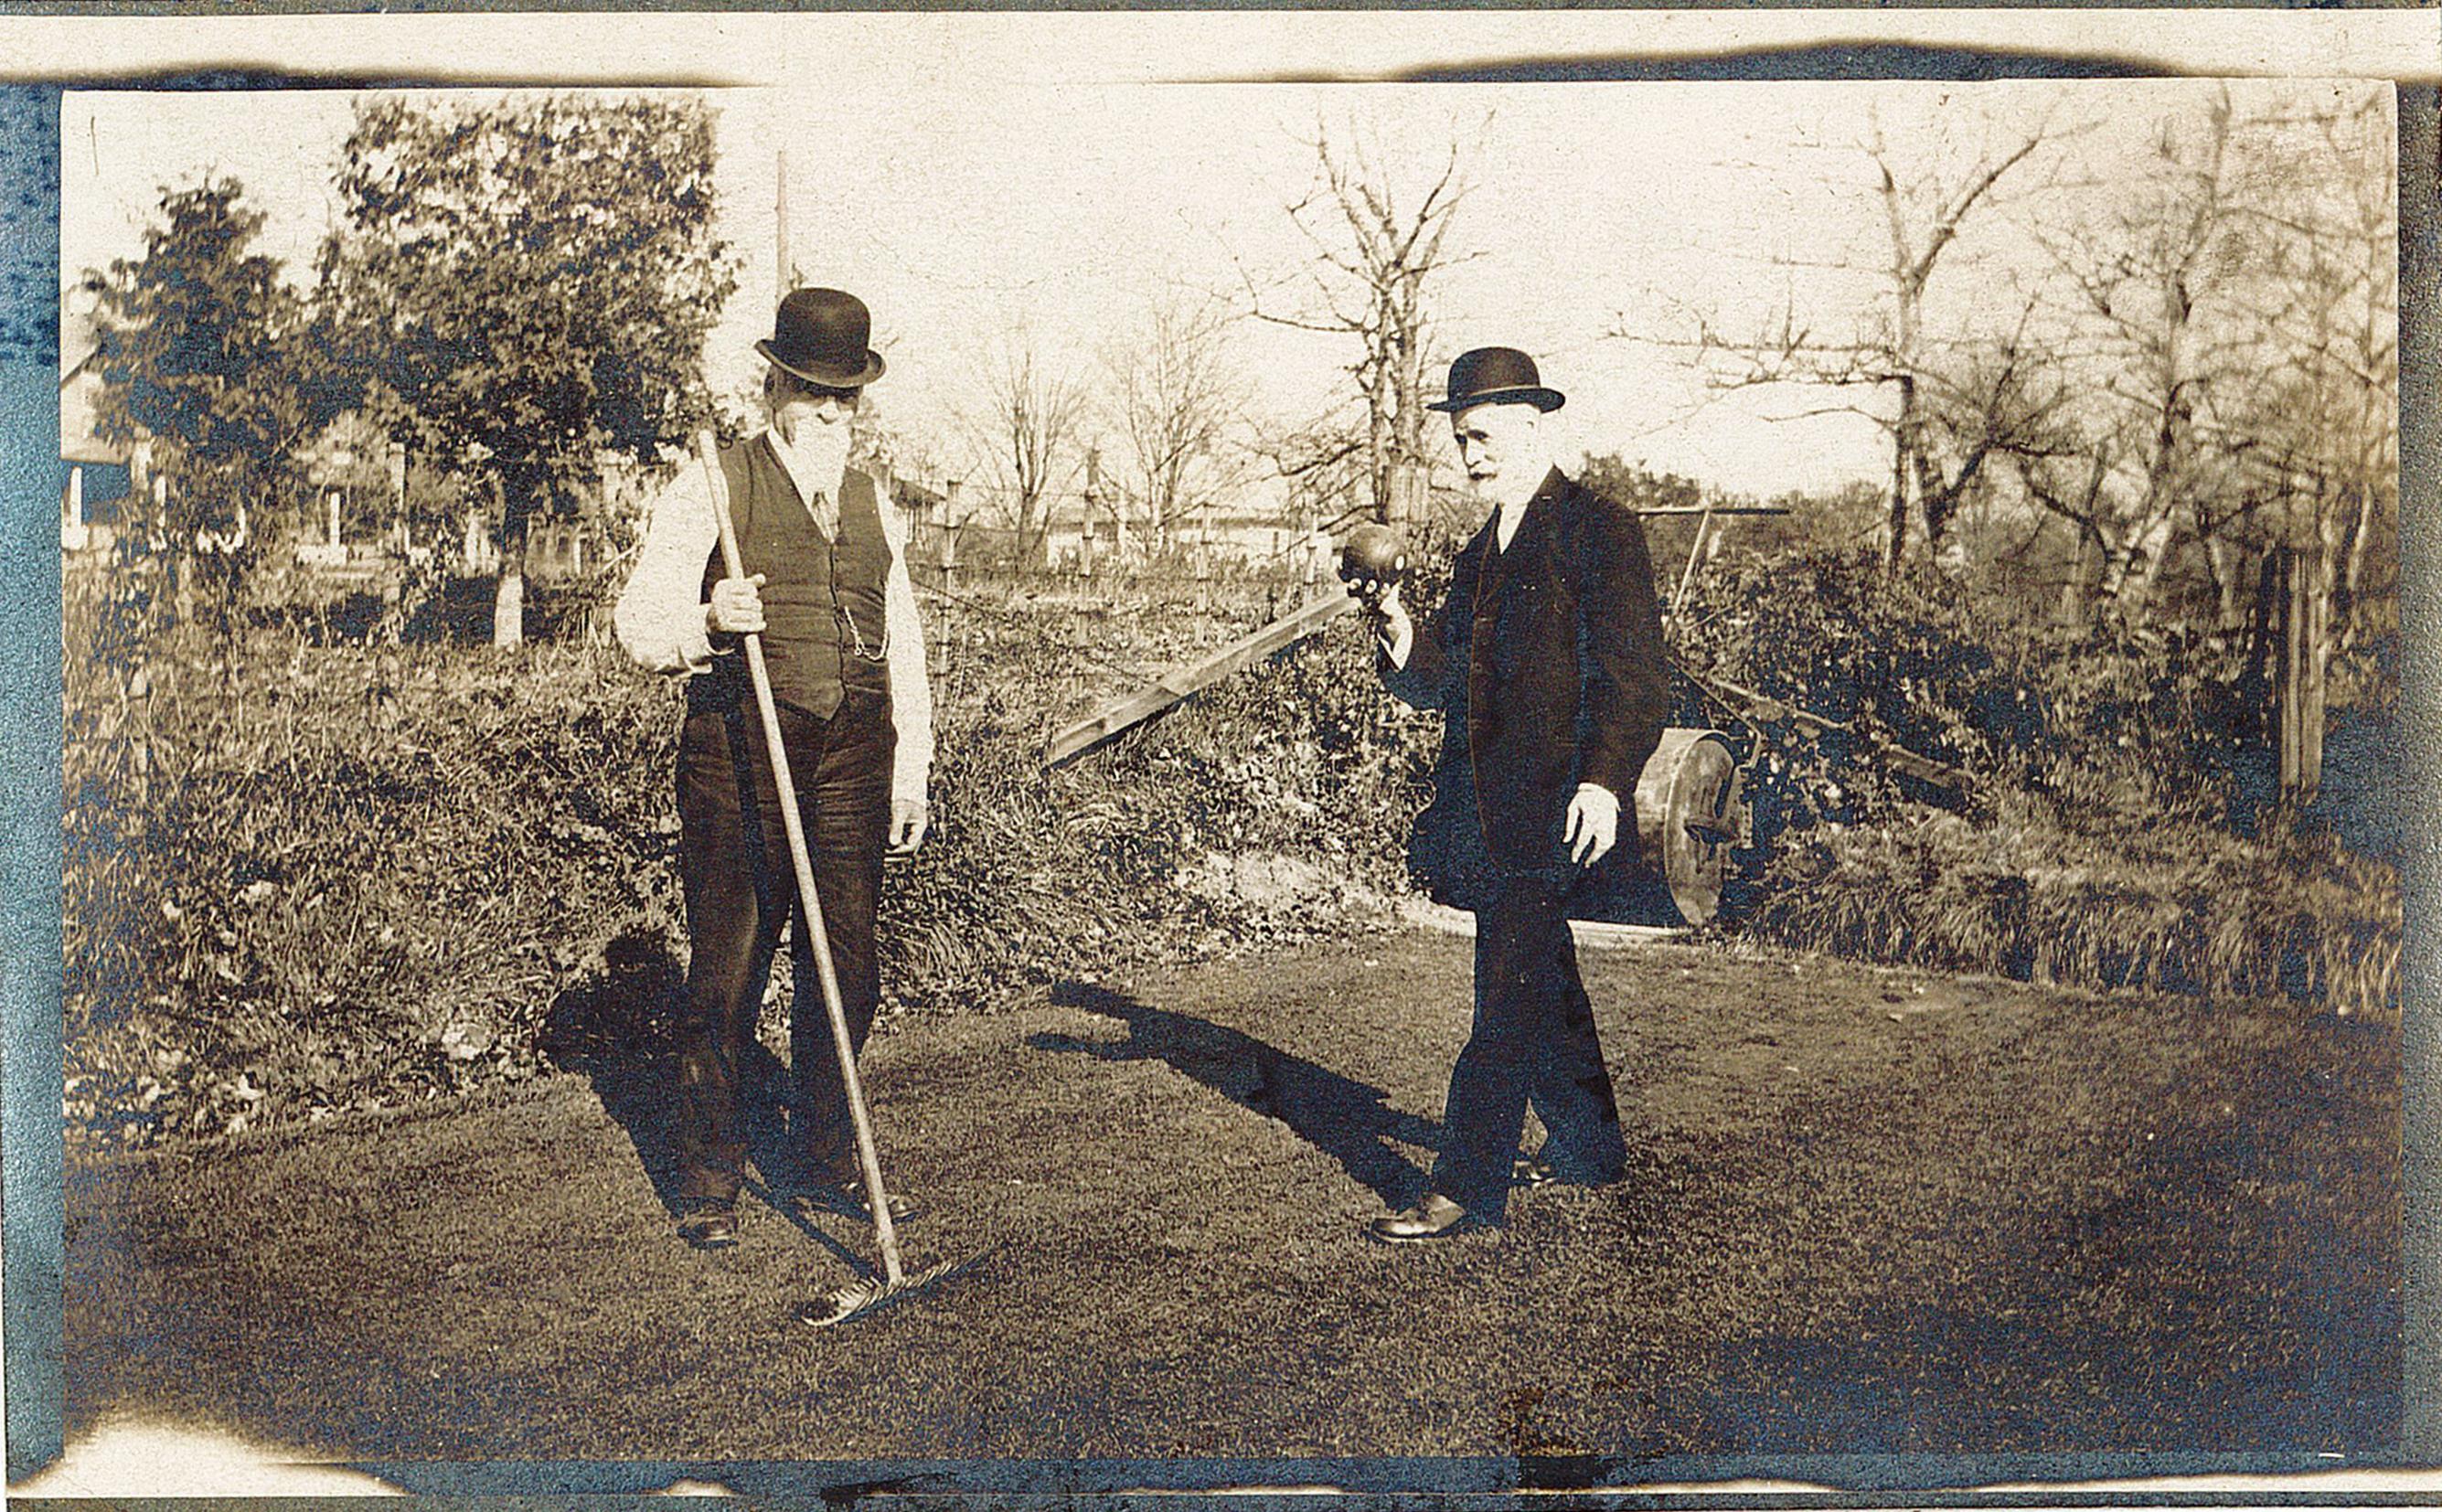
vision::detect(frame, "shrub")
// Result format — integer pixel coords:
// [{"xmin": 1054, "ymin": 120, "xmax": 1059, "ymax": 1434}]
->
[
  {"xmin": 1670, "ymin": 546, "xmax": 2278, "ymax": 837},
  {"xmin": 1749, "ymin": 794, "xmax": 2400, "ymax": 1018},
  {"xmin": 61, "ymin": 559, "xmax": 1425, "ymax": 1145},
  {"xmin": 1668, "ymin": 545, "xmax": 2398, "ymax": 1017},
  {"xmin": 63, "ymin": 537, "xmax": 2401, "ymax": 1149},
  {"xmin": 63, "ymin": 615, "xmax": 692, "ymax": 1143}
]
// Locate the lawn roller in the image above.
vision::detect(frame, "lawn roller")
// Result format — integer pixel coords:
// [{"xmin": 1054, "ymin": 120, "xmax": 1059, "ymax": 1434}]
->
[{"xmin": 692, "ymin": 431, "xmax": 978, "ymax": 1329}]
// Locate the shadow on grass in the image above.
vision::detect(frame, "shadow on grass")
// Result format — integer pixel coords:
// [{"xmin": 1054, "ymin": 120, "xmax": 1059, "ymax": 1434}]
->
[
  {"xmin": 1033, "ymin": 981, "xmax": 1440, "ymax": 1208},
  {"xmin": 539, "ymin": 924, "xmax": 869, "ymax": 1272}
]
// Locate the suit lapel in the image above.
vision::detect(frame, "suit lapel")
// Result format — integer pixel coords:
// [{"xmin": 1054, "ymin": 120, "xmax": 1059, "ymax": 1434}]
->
[
  {"xmin": 1510, "ymin": 468, "xmax": 1569, "ymax": 570},
  {"xmin": 1477, "ymin": 467, "xmax": 1567, "ymax": 609},
  {"xmin": 1452, "ymin": 513, "xmax": 1498, "ymax": 654}
]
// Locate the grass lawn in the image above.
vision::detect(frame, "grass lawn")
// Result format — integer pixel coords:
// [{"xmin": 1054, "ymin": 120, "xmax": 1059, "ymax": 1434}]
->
[{"xmin": 59, "ymin": 927, "xmax": 2399, "ymax": 1481}]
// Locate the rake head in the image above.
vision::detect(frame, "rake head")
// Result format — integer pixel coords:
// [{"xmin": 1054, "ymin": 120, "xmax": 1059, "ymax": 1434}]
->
[{"xmin": 796, "ymin": 1251, "xmax": 984, "ymax": 1330}]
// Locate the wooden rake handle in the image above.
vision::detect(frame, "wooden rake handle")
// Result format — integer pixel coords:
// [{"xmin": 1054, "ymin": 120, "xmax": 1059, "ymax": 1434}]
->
[{"xmin": 697, "ymin": 431, "xmax": 905, "ymax": 1283}]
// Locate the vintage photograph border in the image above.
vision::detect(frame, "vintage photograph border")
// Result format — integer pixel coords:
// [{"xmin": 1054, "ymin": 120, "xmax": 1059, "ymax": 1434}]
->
[{"xmin": 2, "ymin": 7, "xmax": 2435, "ymax": 1500}]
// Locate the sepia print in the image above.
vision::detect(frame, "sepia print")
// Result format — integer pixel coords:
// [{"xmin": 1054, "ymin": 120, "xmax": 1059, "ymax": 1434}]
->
[{"xmin": 17, "ymin": 14, "xmax": 2424, "ymax": 1498}]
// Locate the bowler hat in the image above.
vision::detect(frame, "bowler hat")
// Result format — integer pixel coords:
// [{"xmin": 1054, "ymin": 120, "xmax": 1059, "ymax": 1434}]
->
[
  {"xmin": 1428, "ymin": 346, "xmax": 1564, "ymax": 414},
  {"xmin": 756, "ymin": 287, "xmax": 886, "ymax": 389}
]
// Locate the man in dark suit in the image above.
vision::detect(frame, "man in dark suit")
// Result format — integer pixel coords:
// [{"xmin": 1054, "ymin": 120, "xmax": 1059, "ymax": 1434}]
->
[{"xmin": 1363, "ymin": 346, "xmax": 1669, "ymax": 1242}]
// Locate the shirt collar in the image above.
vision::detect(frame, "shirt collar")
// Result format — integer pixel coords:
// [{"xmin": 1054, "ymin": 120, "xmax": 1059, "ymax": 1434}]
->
[{"xmin": 1488, "ymin": 465, "xmax": 1565, "ymax": 546}]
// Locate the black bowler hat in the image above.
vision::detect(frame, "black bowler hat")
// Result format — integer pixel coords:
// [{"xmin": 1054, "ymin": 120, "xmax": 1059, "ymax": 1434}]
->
[
  {"xmin": 756, "ymin": 287, "xmax": 886, "ymax": 389},
  {"xmin": 1428, "ymin": 346, "xmax": 1564, "ymax": 414}
]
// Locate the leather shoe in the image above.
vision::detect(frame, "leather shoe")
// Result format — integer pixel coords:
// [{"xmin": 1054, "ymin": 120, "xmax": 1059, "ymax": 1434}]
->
[
  {"xmin": 844, "ymin": 1178, "xmax": 923, "ymax": 1226},
  {"xmin": 800, "ymin": 1178, "xmax": 923, "ymax": 1226},
  {"xmin": 1365, "ymin": 1193, "xmax": 1479, "ymax": 1244},
  {"xmin": 677, "ymin": 1202, "xmax": 738, "ymax": 1249}
]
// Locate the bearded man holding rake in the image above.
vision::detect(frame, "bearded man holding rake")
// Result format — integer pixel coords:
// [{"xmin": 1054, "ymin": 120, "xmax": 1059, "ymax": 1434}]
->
[{"xmin": 615, "ymin": 288, "xmax": 933, "ymax": 1251}]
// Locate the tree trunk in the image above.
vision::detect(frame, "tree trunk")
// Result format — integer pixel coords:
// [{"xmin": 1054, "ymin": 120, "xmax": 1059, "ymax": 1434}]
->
[
  {"xmin": 2204, "ymin": 533, "xmax": 2247, "ymax": 631},
  {"xmin": 491, "ymin": 473, "xmax": 530, "ymax": 649},
  {"xmin": 1886, "ymin": 375, "xmax": 1915, "ymax": 573},
  {"xmin": 1367, "ymin": 363, "xmax": 1392, "ymax": 525},
  {"xmin": 1388, "ymin": 462, "xmax": 1428, "ymax": 533},
  {"xmin": 2056, "ymin": 530, "xmax": 2102, "ymax": 628},
  {"xmin": 168, "ymin": 548, "xmax": 193, "ymax": 629},
  {"xmin": 492, "ymin": 565, "xmax": 525, "ymax": 648},
  {"xmin": 2109, "ymin": 509, "xmax": 2178, "ymax": 625}
]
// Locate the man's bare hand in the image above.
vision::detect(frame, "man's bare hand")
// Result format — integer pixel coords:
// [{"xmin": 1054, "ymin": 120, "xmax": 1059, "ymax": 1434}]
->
[
  {"xmin": 1366, "ymin": 581, "xmax": 1413, "ymax": 664},
  {"xmin": 888, "ymin": 798, "xmax": 930, "ymax": 857},
  {"xmin": 706, "ymin": 574, "xmax": 767, "ymax": 636},
  {"xmin": 1564, "ymin": 783, "xmax": 1620, "ymax": 868}
]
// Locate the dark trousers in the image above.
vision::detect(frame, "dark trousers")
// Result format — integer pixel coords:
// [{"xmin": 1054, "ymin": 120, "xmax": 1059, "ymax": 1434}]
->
[
  {"xmin": 1428, "ymin": 871, "xmax": 1626, "ymax": 1219},
  {"xmin": 673, "ymin": 686, "xmax": 893, "ymax": 1204}
]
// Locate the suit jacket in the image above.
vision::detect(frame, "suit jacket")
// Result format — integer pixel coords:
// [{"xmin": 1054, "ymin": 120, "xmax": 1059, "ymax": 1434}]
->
[{"xmin": 1384, "ymin": 465, "xmax": 1669, "ymax": 875}]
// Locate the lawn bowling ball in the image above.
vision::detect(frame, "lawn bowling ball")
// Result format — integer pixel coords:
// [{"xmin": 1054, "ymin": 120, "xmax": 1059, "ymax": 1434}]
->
[{"xmin": 1338, "ymin": 524, "xmax": 1408, "ymax": 590}]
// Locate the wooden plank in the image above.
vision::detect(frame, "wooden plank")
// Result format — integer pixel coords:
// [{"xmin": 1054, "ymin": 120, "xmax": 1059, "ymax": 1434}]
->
[
  {"xmin": 1042, "ymin": 590, "xmax": 1356, "ymax": 769},
  {"xmin": 2302, "ymin": 553, "xmax": 2327, "ymax": 796},
  {"xmin": 2277, "ymin": 548, "xmax": 2301, "ymax": 793}
]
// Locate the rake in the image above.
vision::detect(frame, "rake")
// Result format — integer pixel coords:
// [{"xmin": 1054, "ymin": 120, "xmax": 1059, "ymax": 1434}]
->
[{"xmin": 694, "ymin": 431, "xmax": 980, "ymax": 1329}]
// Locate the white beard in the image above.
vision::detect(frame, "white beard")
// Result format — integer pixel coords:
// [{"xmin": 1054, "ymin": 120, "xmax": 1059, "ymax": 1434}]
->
[
  {"xmin": 1472, "ymin": 462, "xmax": 1548, "ymax": 516},
  {"xmin": 773, "ymin": 411, "xmax": 852, "ymax": 490}
]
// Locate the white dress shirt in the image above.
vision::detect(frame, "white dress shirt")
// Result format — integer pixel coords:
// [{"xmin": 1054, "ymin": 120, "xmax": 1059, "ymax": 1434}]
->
[{"xmin": 613, "ymin": 433, "xmax": 933, "ymax": 807}]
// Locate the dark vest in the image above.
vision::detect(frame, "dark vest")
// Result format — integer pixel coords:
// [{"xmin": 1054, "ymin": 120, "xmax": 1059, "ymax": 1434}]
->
[{"xmin": 690, "ymin": 434, "xmax": 892, "ymax": 720}]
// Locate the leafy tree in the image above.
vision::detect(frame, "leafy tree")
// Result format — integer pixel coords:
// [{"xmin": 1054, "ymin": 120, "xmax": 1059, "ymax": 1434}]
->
[
  {"xmin": 93, "ymin": 175, "xmax": 309, "ymax": 625},
  {"xmin": 315, "ymin": 92, "xmax": 738, "ymax": 645}
]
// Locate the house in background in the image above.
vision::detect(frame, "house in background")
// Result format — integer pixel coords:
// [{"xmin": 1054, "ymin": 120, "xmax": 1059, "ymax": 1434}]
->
[
  {"xmin": 59, "ymin": 292, "xmax": 147, "ymax": 554},
  {"xmin": 459, "ymin": 453, "xmax": 656, "ymax": 581},
  {"xmin": 1168, "ymin": 476, "xmax": 1320, "ymax": 572},
  {"xmin": 889, "ymin": 472, "xmax": 956, "ymax": 572},
  {"xmin": 1047, "ymin": 474, "xmax": 1327, "ymax": 577}
]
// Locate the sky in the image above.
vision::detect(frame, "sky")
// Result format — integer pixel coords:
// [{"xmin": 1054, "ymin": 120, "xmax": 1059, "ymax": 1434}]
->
[{"xmin": 59, "ymin": 48, "xmax": 2391, "ymax": 512}]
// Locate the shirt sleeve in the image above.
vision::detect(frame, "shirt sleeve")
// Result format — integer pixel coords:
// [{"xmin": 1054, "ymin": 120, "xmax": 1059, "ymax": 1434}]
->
[
  {"xmin": 613, "ymin": 459, "xmax": 720, "ymax": 676},
  {"xmin": 1380, "ymin": 579, "xmax": 1458, "ymax": 712},
  {"xmin": 1380, "ymin": 614, "xmax": 1414, "ymax": 671},
  {"xmin": 878, "ymin": 484, "xmax": 934, "ymax": 807}
]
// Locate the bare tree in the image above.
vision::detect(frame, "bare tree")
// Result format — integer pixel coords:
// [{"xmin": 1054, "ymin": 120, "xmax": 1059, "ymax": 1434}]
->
[
  {"xmin": 2010, "ymin": 87, "xmax": 2395, "ymax": 634},
  {"xmin": 1102, "ymin": 293, "xmax": 1253, "ymax": 552},
  {"xmin": 848, "ymin": 392, "xmax": 941, "ymax": 496},
  {"xmin": 1657, "ymin": 109, "xmax": 2054, "ymax": 573},
  {"xmin": 1253, "ymin": 421, "xmax": 1371, "ymax": 541},
  {"xmin": 2009, "ymin": 93, "xmax": 2254, "ymax": 624},
  {"xmin": 961, "ymin": 328, "xmax": 1090, "ymax": 568},
  {"xmin": 1244, "ymin": 122, "xmax": 1477, "ymax": 526},
  {"xmin": 2240, "ymin": 90, "xmax": 2398, "ymax": 651}
]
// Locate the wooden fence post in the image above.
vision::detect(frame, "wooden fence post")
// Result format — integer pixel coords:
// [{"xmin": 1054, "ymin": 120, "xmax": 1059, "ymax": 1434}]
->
[
  {"xmin": 2301, "ymin": 544, "xmax": 2329, "ymax": 797},
  {"xmin": 2272, "ymin": 544, "xmax": 2329, "ymax": 804}
]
